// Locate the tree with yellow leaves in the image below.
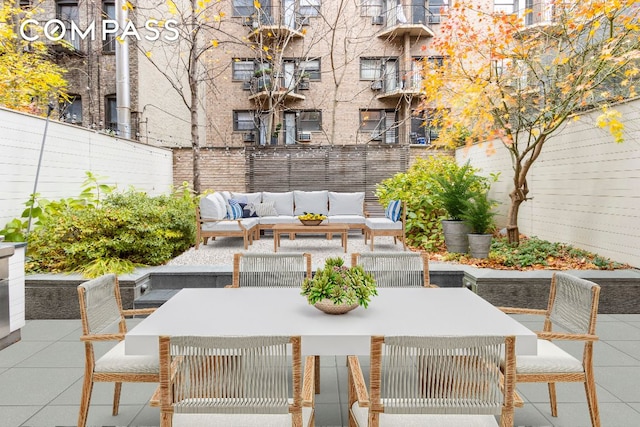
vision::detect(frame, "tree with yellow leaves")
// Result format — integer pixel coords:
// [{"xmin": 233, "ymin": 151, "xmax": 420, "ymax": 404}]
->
[
  {"xmin": 421, "ymin": 0, "xmax": 640, "ymax": 244},
  {"xmin": 0, "ymin": 0, "xmax": 67, "ymax": 114}
]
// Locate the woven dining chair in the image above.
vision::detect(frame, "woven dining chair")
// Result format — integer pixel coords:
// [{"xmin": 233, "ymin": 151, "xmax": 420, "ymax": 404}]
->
[
  {"xmin": 158, "ymin": 335, "xmax": 316, "ymax": 427},
  {"xmin": 348, "ymin": 335, "xmax": 516, "ymax": 427},
  {"xmin": 77, "ymin": 274, "xmax": 159, "ymax": 427},
  {"xmin": 229, "ymin": 252, "xmax": 312, "ymax": 287},
  {"xmin": 351, "ymin": 251, "xmax": 437, "ymax": 288},
  {"xmin": 499, "ymin": 272, "xmax": 601, "ymax": 427}
]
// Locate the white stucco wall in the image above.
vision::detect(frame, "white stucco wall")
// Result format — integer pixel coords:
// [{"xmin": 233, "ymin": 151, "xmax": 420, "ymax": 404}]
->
[
  {"xmin": 458, "ymin": 98, "xmax": 640, "ymax": 267},
  {"xmin": 0, "ymin": 107, "xmax": 174, "ymax": 227}
]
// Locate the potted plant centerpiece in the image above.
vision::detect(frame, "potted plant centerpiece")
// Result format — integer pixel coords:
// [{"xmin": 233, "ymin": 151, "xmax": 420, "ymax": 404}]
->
[
  {"xmin": 432, "ymin": 161, "xmax": 491, "ymax": 253},
  {"xmin": 301, "ymin": 257, "xmax": 377, "ymax": 314},
  {"xmin": 461, "ymin": 192, "xmax": 497, "ymax": 258}
]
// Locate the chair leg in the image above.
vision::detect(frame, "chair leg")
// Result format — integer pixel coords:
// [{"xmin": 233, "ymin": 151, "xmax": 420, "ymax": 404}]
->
[
  {"xmin": 314, "ymin": 355, "xmax": 321, "ymax": 394},
  {"xmin": 77, "ymin": 374, "xmax": 94, "ymax": 427},
  {"xmin": 370, "ymin": 234, "xmax": 374, "ymax": 251},
  {"xmin": 585, "ymin": 370, "xmax": 601, "ymax": 427},
  {"xmin": 113, "ymin": 382, "xmax": 122, "ymax": 415},
  {"xmin": 548, "ymin": 382, "xmax": 558, "ymax": 417}
]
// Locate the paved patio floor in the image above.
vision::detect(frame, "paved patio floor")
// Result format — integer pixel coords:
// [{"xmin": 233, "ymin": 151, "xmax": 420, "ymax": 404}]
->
[{"xmin": 1, "ymin": 313, "xmax": 640, "ymax": 426}]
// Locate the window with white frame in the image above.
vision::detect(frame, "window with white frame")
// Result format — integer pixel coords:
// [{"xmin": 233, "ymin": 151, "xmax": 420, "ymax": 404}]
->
[
  {"xmin": 360, "ymin": 58, "xmax": 383, "ymax": 80},
  {"xmin": 233, "ymin": 111, "xmax": 257, "ymax": 131},
  {"xmin": 361, "ymin": 0, "xmax": 383, "ymax": 17},
  {"xmin": 299, "ymin": 0, "xmax": 320, "ymax": 17},
  {"xmin": 428, "ymin": 0, "xmax": 448, "ymax": 23},
  {"xmin": 232, "ymin": 59, "xmax": 255, "ymax": 81},
  {"xmin": 359, "ymin": 109, "xmax": 397, "ymax": 143}
]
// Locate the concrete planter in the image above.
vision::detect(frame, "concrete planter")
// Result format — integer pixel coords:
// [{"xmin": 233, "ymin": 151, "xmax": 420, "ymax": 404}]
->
[
  {"xmin": 468, "ymin": 233, "xmax": 492, "ymax": 258},
  {"xmin": 441, "ymin": 220, "xmax": 471, "ymax": 253}
]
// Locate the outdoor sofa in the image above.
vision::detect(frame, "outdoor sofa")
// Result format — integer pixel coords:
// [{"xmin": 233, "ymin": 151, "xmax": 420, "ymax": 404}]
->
[{"xmin": 196, "ymin": 190, "xmax": 367, "ymax": 249}]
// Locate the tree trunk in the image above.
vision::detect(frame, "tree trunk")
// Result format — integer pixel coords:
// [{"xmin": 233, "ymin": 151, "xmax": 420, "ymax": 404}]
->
[{"xmin": 190, "ymin": 1, "xmax": 201, "ymax": 194}]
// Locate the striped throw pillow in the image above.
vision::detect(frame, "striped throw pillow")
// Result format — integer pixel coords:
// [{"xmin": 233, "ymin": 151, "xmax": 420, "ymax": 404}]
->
[
  {"xmin": 227, "ymin": 199, "xmax": 243, "ymax": 220},
  {"xmin": 385, "ymin": 200, "xmax": 402, "ymax": 222}
]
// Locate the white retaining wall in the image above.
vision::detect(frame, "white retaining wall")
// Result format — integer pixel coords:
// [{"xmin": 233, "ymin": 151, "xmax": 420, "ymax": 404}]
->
[
  {"xmin": 0, "ymin": 107, "xmax": 174, "ymax": 227},
  {"xmin": 458, "ymin": 99, "xmax": 640, "ymax": 267}
]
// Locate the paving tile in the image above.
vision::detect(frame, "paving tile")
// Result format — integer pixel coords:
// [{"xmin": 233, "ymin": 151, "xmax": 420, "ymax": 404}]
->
[
  {"xmin": 22, "ymin": 403, "xmax": 143, "ymax": 427},
  {"xmin": 316, "ymin": 367, "xmax": 340, "ymax": 404},
  {"xmin": 606, "ymin": 340, "xmax": 640, "ymax": 362},
  {"xmin": 314, "ymin": 402, "xmax": 344, "ymax": 427},
  {"xmin": 52, "ymin": 377, "xmax": 157, "ymax": 406},
  {"xmin": 16, "ymin": 341, "xmax": 85, "ymax": 368},
  {"xmin": 0, "ymin": 340, "xmax": 51, "ymax": 368},
  {"xmin": 0, "ymin": 367, "xmax": 82, "ymax": 406},
  {"xmin": 0, "ymin": 405, "xmax": 42, "ymax": 427},
  {"xmin": 513, "ymin": 404, "xmax": 552, "ymax": 427},
  {"xmin": 595, "ymin": 321, "xmax": 640, "ymax": 340},
  {"xmin": 594, "ymin": 366, "xmax": 640, "ymax": 402},
  {"xmin": 19, "ymin": 320, "xmax": 82, "ymax": 342},
  {"xmin": 516, "ymin": 382, "xmax": 619, "ymax": 404},
  {"xmin": 535, "ymin": 402, "xmax": 640, "ymax": 427},
  {"xmin": 130, "ymin": 404, "xmax": 161, "ymax": 427}
]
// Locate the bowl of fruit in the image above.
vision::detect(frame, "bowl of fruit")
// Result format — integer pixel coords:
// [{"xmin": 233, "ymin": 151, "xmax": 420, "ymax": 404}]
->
[{"xmin": 298, "ymin": 212, "xmax": 327, "ymax": 226}]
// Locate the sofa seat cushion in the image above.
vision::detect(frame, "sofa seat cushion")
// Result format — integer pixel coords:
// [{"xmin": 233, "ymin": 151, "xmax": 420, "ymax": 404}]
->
[
  {"xmin": 294, "ymin": 190, "xmax": 329, "ymax": 216},
  {"xmin": 328, "ymin": 215, "xmax": 366, "ymax": 224},
  {"xmin": 263, "ymin": 192, "xmax": 294, "ymax": 216},
  {"xmin": 329, "ymin": 192, "xmax": 365, "ymax": 216},
  {"xmin": 365, "ymin": 217, "xmax": 403, "ymax": 230},
  {"xmin": 173, "ymin": 406, "xmax": 313, "ymax": 427},
  {"xmin": 202, "ymin": 218, "xmax": 259, "ymax": 232},
  {"xmin": 351, "ymin": 402, "xmax": 498, "ymax": 427},
  {"xmin": 258, "ymin": 216, "xmax": 297, "ymax": 225},
  {"xmin": 507, "ymin": 339, "xmax": 584, "ymax": 374}
]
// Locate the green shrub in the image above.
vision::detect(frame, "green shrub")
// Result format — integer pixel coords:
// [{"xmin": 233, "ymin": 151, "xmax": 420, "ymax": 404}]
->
[{"xmin": 25, "ymin": 184, "xmax": 196, "ymax": 278}]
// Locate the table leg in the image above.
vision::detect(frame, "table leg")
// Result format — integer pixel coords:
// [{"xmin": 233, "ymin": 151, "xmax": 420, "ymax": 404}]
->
[
  {"xmin": 343, "ymin": 231, "xmax": 347, "ymax": 253},
  {"xmin": 274, "ymin": 232, "xmax": 278, "ymax": 252}
]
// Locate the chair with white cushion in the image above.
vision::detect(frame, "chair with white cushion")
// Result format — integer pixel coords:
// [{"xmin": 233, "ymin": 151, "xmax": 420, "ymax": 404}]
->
[
  {"xmin": 351, "ymin": 251, "xmax": 436, "ymax": 287},
  {"xmin": 77, "ymin": 274, "xmax": 159, "ymax": 427},
  {"xmin": 499, "ymin": 272, "xmax": 601, "ymax": 427},
  {"xmin": 158, "ymin": 335, "xmax": 316, "ymax": 427},
  {"xmin": 364, "ymin": 200, "xmax": 406, "ymax": 251},
  {"xmin": 348, "ymin": 335, "xmax": 516, "ymax": 426}
]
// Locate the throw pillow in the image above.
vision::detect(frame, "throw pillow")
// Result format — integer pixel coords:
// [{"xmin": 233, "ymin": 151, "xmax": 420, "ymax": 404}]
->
[
  {"xmin": 240, "ymin": 202, "xmax": 258, "ymax": 218},
  {"xmin": 199, "ymin": 193, "xmax": 227, "ymax": 220},
  {"xmin": 253, "ymin": 201, "xmax": 278, "ymax": 217},
  {"xmin": 226, "ymin": 199, "xmax": 243, "ymax": 220},
  {"xmin": 385, "ymin": 200, "xmax": 402, "ymax": 222}
]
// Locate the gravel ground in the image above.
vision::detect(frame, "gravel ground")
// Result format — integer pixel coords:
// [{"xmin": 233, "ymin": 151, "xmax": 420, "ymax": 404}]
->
[{"xmin": 168, "ymin": 231, "xmax": 407, "ymax": 267}]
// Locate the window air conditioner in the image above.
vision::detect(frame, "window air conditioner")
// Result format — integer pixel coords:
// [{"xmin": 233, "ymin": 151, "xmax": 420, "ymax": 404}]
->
[
  {"xmin": 298, "ymin": 16, "xmax": 310, "ymax": 26},
  {"xmin": 242, "ymin": 81, "xmax": 252, "ymax": 90},
  {"xmin": 371, "ymin": 130, "xmax": 383, "ymax": 140},
  {"xmin": 243, "ymin": 132, "xmax": 255, "ymax": 142},
  {"xmin": 370, "ymin": 80, "xmax": 383, "ymax": 91},
  {"xmin": 371, "ymin": 15, "xmax": 384, "ymax": 25},
  {"xmin": 298, "ymin": 132, "xmax": 312, "ymax": 141}
]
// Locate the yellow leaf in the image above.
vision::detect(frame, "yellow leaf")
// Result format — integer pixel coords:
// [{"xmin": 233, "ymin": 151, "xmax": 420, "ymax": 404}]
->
[
  {"xmin": 211, "ymin": 40, "xmax": 219, "ymax": 47},
  {"xmin": 145, "ymin": 51, "xmax": 152, "ymax": 58},
  {"xmin": 254, "ymin": 0, "xmax": 261, "ymax": 8}
]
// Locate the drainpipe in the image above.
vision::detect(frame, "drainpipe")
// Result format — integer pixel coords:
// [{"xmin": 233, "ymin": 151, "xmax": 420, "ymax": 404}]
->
[{"xmin": 115, "ymin": 0, "xmax": 131, "ymax": 138}]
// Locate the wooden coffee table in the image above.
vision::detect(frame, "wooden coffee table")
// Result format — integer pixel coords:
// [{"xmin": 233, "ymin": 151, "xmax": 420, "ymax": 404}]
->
[{"xmin": 272, "ymin": 223, "xmax": 349, "ymax": 252}]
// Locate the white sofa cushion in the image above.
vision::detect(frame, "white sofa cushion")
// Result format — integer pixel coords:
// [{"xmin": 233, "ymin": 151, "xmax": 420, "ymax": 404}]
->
[
  {"xmin": 200, "ymin": 193, "xmax": 227, "ymax": 220},
  {"xmin": 365, "ymin": 217, "xmax": 403, "ymax": 230},
  {"xmin": 257, "ymin": 215, "xmax": 297, "ymax": 225},
  {"xmin": 511, "ymin": 339, "xmax": 584, "ymax": 374},
  {"xmin": 173, "ymin": 406, "xmax": 313, "ymax": 427},
  {"xmin": 328, "ymin": 215, "xmax": 366, "ymax": 224},
  {"xmin": 201, "ymin": 218, "xmax": 258, "ymax": 232},
  {"xmin": 230, "ymin": 191, "xmax": 262, "ymax": 205},
  {"xmin": 263, "ymin": 192, "xmax": 294, "ymax": 216},
  {"xmin": 329, "ymin": 192, "xmax": 365, "ymax": 216},
  {"xmin": 294, "ymin": 190, "xmax": 329, "ymax": 216}
]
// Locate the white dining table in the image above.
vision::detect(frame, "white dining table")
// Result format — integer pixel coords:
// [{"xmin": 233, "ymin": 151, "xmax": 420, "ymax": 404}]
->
[{"xmin": 125, "ymin": 287, "xmax": 537, "ymax": 357}]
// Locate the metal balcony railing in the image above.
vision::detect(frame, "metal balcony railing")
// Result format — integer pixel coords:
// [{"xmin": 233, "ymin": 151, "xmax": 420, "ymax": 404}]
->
[
  {"xmin": 241, "ymin": 5, "xmax": 311, "ymax": 31},
  {"xmin": 382, "ymin": 3, "xmax": 441, "ymax": 28}
]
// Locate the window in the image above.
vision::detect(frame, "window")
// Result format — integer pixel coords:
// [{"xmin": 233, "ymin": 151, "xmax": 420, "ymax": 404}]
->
[
  {"xmin": 60, "ymin": 95, "xmax": 82, "ymax": 124},
  {"xmin": 233, "ymin": 111, "xmax": 257, "ymax": 131},
  {"xmin": 299, "ymin": 0, "xmax": 321, "ymax": 17},
  {"xmin": 359, "ymin": 109, "xmax": 397, "ymax": 143},
  {"xmin": 56, "ymin": 0, "xmax": 80, "ymax": 50},
  {"xmin": 411, "ymin": 109, "xmax": 440, "ymax": 144},
  {"xmin": 494, "ymin": 0, "xmax": 516, "ymax": 14},
  {"xmin": 361, "ymin": 0, "xmax": 383, "ymax": 17},
  {"xmin": 232, "ymin": 59, "xmax": 255, "ymax": 81},
  {"xmin": 427, "ymin": 55, "xmax": 445, "ymax": 67},
  {"xmin": 428, "ymin": 0, "xmax": 447, "ymax": 23},
  {"xmin": 232, "ymin": 0, "xmax": 254, "ymax": 17},
  {"xmin": 298, "ymin": 110, "xmax": 322, "ymax": 131},
  {"xmin": 299, "ymin": 59, "xmax": 321, "ymax": 80},
  {"xmin": 105, "ymin": 95, "xmax": 117, "ymax": 131},
  {"xmin": 102, "ymin": 1, "xmax": 116, "ymax": 53},
  {"xmin": 360, "ymin": 58, "xmax": 383, "ymax": 80}
]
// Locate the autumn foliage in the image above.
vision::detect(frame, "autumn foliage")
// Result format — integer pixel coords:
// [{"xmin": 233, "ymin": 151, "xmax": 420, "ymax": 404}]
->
[
  {"xmin": 0, "ymin": 1, "xmax": 67, "ymax": 114},
  {"xmin": 421, "ymin": 0, "xmax": 640, "ymax": 243}
]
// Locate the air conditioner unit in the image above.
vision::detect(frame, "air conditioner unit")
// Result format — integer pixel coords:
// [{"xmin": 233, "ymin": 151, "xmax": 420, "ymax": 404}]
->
[
  {"xmin": 370, "ymin": 80, "xmax": 383, "ymax": 91},
  {"xmin": 243, "ymin": 132, "xmax": 256, "ymax": 142},
  {"xmin": 242, "ymin": 81, "xmax": 252, "ymax": 90},
  {"xmin": 298, "ymin": 132, "xmax": 312, "ymax": 141},
  {"xmin": 297, "ymin": 80, "xmax": 310, "ymax": 90},
  {"xmin": 371, "ymin": 15, "xmax": 384, "ymax": 25},
  {"xmin": 371, "ymin": 130, "xmax": 383, "ymax": 140}
]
